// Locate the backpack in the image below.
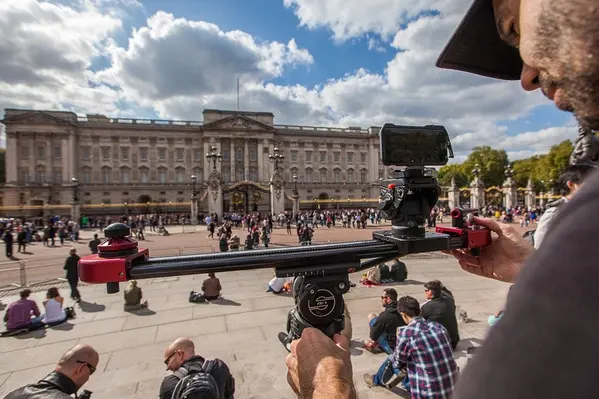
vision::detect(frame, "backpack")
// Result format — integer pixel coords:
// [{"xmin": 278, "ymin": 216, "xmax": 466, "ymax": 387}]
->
[{"xmin": 171, "ymin": 360, "xmax": 219, "ymax": 399}]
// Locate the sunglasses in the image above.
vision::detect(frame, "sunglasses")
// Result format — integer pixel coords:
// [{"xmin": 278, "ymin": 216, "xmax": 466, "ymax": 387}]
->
[
  {"xmin": 380, "ymin": 296, "xmax": 387, "ymax": 299},
  {"xmin": 164, "ymin": 350, "xmax": 180, "ymax": 366},
  {"xmin": 76, "ymin": 360, "xmax": 96, "ymax": 375}
]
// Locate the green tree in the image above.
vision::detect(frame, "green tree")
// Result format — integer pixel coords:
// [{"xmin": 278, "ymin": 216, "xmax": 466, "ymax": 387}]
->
[
  {"xmin": 437, "ymin": 164, "xmax": 468, "ymax": 187},
  {"xmin": 461, "ymin": 146, "xmax": 509, "ymax": 187}
]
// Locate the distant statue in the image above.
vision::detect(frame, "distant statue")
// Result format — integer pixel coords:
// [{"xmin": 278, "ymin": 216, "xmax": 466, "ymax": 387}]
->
[{"xmin": 570, "ymin": 124, "xmax": 599, "ymax": 166}]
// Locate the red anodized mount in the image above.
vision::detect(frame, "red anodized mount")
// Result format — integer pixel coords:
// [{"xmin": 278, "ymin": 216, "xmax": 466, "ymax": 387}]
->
[
  {"xmin": 435, "ymin": 208, "xmax": 491, "ymax": 251},
  {"xmin": 78, "ymin": 223, "xmax": 149, "ymax": 284}
]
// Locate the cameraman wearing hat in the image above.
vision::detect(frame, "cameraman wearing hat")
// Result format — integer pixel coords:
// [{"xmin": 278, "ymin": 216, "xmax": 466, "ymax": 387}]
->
[{"xmin": 285, "ymin": 0, "xmax": 599, "ymax": 398}]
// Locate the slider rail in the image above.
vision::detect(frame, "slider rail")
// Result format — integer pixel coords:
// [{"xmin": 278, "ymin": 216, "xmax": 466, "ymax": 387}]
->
[{"xmin": 127, "ymin": 234, "xmax": 461, "ymax": 280}]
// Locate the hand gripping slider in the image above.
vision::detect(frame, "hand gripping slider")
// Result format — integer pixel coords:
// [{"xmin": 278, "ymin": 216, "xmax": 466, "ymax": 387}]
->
[
  {"xmin": 435, "ymin": 208, "xmax": 492, "ymax": 256},
  {"xmin": 78, "ymin": 223, "xmax": 149, "ymax": 294}
]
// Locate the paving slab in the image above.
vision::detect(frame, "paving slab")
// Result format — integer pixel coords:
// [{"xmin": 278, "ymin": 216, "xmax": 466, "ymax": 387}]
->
[{"xmin": 0, "ymin": 226, "xmax": 515, "ymax": 398}]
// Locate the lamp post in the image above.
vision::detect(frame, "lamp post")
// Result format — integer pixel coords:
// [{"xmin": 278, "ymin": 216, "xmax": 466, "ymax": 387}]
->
[
  {"xmin": 269, "ymin": 147, "xmax": 285, "ymax": 171},
  {"xmin": 292, "ymin": 173, "xmax": 298, "ymax": 195},
  {"xmin": 504, "ymin": 164, "xmax": 513, "ymax": 178},
  {"xmin": 206, "ymin": 145, "xmax": 223, "ymax": 171},
  {"xmin": 292, "ymin": 173, "xmax": 299, "ymax": 216},
  {"xmin": 472, "ymin": 164, "xmax": 481, "ymax": 178},
  {"xmin": 71, "ymin": 177, "xmax": 79, "ymax": 203}
]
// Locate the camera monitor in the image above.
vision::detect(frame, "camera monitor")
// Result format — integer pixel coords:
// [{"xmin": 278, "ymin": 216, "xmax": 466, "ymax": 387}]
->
[{"xmin": 379, "ymin": 123, "xmax": 453, "ymax": 167}]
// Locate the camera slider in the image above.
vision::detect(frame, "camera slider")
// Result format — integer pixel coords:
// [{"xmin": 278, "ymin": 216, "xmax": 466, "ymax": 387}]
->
[{"xmin": 435, "ymin": 208, "xmax": 491, "ymax": 256}]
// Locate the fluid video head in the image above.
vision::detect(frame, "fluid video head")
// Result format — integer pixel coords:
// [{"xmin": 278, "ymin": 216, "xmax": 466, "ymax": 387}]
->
[{"xmin": 377, "ymin": 124, "xmax": 454, "ymax": 238}]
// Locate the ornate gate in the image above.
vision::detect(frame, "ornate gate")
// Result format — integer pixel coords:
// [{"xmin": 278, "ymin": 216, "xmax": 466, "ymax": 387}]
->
[
  {"xmin": 222, "ymin": 181, "xmax": 271, "ymax": 214},
  {"xmin": 485, "ymin": 187, "xmax": 503, "ymax": 206}
]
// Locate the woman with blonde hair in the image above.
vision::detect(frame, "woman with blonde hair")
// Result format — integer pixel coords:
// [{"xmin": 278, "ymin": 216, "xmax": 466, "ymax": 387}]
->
[{"xmin": 123, "ymin": 280, "xmax": 148, "ymax": 311}]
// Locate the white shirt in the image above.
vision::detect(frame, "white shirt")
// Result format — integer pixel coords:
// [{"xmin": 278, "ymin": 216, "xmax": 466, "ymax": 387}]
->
[{"xmin": 43, "ymin": 298, "xmax": 66, "ymax": 324}]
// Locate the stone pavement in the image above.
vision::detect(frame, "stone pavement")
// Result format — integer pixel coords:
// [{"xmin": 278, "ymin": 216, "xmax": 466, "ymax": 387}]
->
[{"xmin": 0, "ymin": 255, "xmax": 511, "ymax": 398}]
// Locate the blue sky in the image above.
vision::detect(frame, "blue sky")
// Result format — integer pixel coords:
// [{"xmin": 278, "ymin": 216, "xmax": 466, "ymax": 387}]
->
[{"xmin": 0, "ymin": 0, "xmax": 578, "ymax": 159}]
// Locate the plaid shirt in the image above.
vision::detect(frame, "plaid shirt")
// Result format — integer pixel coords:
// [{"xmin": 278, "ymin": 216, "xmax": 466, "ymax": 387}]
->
[{"xmin": 391, "ymin": 316, "xmax": 458, "ymax": 399}]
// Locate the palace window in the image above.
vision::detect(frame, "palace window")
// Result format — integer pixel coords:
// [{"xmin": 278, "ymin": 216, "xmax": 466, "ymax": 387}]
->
[
  {"xmin": 54, "ymin": 146, "xmax": 62, "ymax": 159},
  {"xmin": 140, "ymin": 168, "xmax": 149, "ymax": 183},
  {"xmin": 250, "ymin": 150, "xmax": 257, "ymax": 161},
  {"xmin": 236, "ymin": 168, "xmax": 244, "ymax": 182},
  {"xmin": 222, "ymin": 167, "xmax": 230, "ymax": 183},
  {"xmin": 306, "ymin": 151, "xmax": 312, "ymax": 162},
  {"xmin": 193, "ymin": 167, "xmax": 202, "ymax": 181},
  {"xmin": 236, "ymin": 148, "xmax": 243, "ymax": 161},
  {"xmin": 334, "ymin": 152, "xmax": 340, "ymax": 163},
  {"xmin": 158, "ymin": 148, "xmax": 166, "ymax": 161},
  {"xmin": 35, "ymin": 166, "xmax": 46, "ymax": 183},
  {"xmin": 334, "ymin": 170, "xmax": 341, "ymax": 182},
  {"xmin": 194, "ymin": 149, "xmax": 202, "ymax": 162},
  {"xmin": 305, "ymin": 169, "xmax": 313, "ymax": 182},
  {"xmin": 320, "ymin": 151, "xmax": 327, "ymax": 162},
  {"xmin": 83, "ymin": 168, "xmax": 91, "ymax": 184},
  {"xmin": 20, "ymin": 146, "xmax": 29, "ymax": 159},
  {"xmin": 53, "ymin": 168, "xmax": 62, "ymax": 184},
  {"xmin": 361, "ymin": 153, "xmax": 367, "ymax": 163},
  {"xmin": 82, "ymin": 147, "xmax": 91, "ymax": 161},
  {"xmin": 139, "ymin": 148, "xmax": 148, "ymax": 162},
  {"xmin": 320, "ymin": 169, "xmax": 327, "ymax": 182},
  {"xmin": 176, "ymin": 148, "xmax": 184, "ymax": 162},
  {"xmin": 158, "ymin": 168, "xmax": 167, "ymax": 184},
  {"xmin": 360, "ymin": 170, "xmax": 367, "ymax": 183},
  {"xmin": 222, "ymin": 149, "xmax": 229, "ymax": 161},
  {"xmin": 102, "ymin": 147, "xmax": 110, "ymax": 161},
  {"xmin": 347, "ymin": 152, "xmax": 353, "ymax": 163},
  {"xmin": 176, "ymin": 167, "xmax": 185, "ymax": 183},
  {"xmin": 19, "ymin": 168, "xmax": 29, "ymax": 184},
  {"xmin": 291, "ymin": 151, "xmax": 298, "ymax": 162},
  {"xmin": 121, "ymin": 147, "xmax": 129, "ymax": 161},
  {"xmin": 37, "ymin": 145, "xmax": 45, "ymax": 158},
  {"xmin": 101, "ymin": 167, "xmax": 111, "ymax": 184},
  {"xmin": 121, "ymin": 168, "xmax": 130, "ymax": 184},
  {"xmin": 347, "ymin": 169, "xmax": 354, "ymax": 183},
  {"xmin": 249, "ymin": 167, "xmax": 258, "ymax": 182}
]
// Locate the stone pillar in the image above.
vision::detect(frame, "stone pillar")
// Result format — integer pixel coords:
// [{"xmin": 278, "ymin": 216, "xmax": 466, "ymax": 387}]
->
[
  {"xmin": 292, "ymin": 193, "xmax": 300, "ymax": 216},
  {"xmin": 203, "ymin": 142, "xmax": 210, "ymax": 182},
  {"xmin": 244, "ymin": 139, "xmax": 249, "ymax": 180},
  {"xmin": 258, "ymin": 141, "xmax": 265, "ymax": 182},
  {"xmin": 469, "ymin": 166, "xmax": 485, "ymax": 209},
  {"xmin": 502, "ymin": 165, "xmax": 517, "ymax": 209},
  {"xmin": 539, "ymin": 191, "xmax": 546, "ymax": 208},
  {"xmin": 448, "ymin": 177, "xmax": 460, "ymax": 209},
  {"xmin": 525, "ymin": 178, "xmax": 535, "ymax": 208},
  {"xmin": 5, "ymin": 133, "xmax": 17, "ymax": 184},
  {"xmin": 270, "ymin": 170, "xmax": 285, "ymax": 215},
  {"xmin": 71, "ymin": 202, "xmax": 80, "ymax": 223},
  {"xmin": 190, "ymin": 194, "xmax": 198, "ymax": 225},
  {"xmin": 207, "ymin": 170, "xmax": 223, "ymax": 219},
  {"xmin": 230, "ymin": 140, "xmax": 235, "ymax": 183},
  {"xmin": 68, "ymin": 131, "xmax": 77, "ymax": 181}
]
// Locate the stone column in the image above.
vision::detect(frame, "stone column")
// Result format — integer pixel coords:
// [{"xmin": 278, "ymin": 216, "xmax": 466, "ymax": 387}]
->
[
  {"xmin": 292, "ymin": 193, "xmax": 300, "ymax": 216},
  {"xmin": 244, "ymin": 139, "xmax": 249, "ymax": 180},
  {"xmin": 258, "ymin": 140, "xmax": 265, "ymax": 182},
  {"xmin": 539, "ymin": 191, "xmax": 546, "ymax": 207},
  {"xmin": 229, "ymin": 140, "xmax": 235, "ymax": 183},
  {"xmin": 525, "ymin": 178, "xmax": 535, "ymax": 208},
  {"xmin": 68, "ymin": 131, "xmax": 77, "ymax": 182},
  {"xmin": 190, "ymin": 194, "xmax": 198, "ymax": 225},
  {"xmin": 207, "ymin": 170, "xmax": 223, "ymax": 218},
  {"xmin": 5, "ymin": 133, "xmax": 17, "ymax": 184},
  {"xmin": 203, "ymin": 142, "xmax": 210, "ymax": 181},
  {"xmin": 270, "ymin": 170, "xmax": 285, "ymax": 215},
  {"xmin": 469, "ymin": 165, "xmax": 485, "ymax": 209},
  {"xmin": 268, "ymin": 141, "xmax": 275, "ymax": 178},
  {"xmin": 71, "ymin": 202, "xmax": 80, "ymax": 223},
  {"xmin": 502, "ymin": 165, "xmax": 517, "ymax": 209},
  {"xmin": 448, "ymin": 177, "xmax": 460, "ymax": 209}
]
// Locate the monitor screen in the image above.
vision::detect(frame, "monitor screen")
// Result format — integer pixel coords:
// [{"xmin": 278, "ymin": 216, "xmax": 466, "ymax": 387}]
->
[{"xmin": 380, "ymin": 125, "xmax": 449, "ymax": 166}]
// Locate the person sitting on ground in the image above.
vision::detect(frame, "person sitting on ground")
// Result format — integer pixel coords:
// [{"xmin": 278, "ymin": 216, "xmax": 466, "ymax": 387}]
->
[
  {"xmin": 123, "ymin": 280, "xmax": 148, "ymax": 311},
  {"xmin": 364, "ymin": 288, "xmax": 406, "ymax": 354},
  {"xmin": 160, "ymin": 337, "xmax": 235, "ymax": 399},
  {"xmin": 364, "ymin": 296, "xmax": 458, "ymax": 395},
  {"xmin": 421, "ymin": 280, "xmax": 460, "ymax": 349},
  {"xmin": 42, "ymin": 287, "xmax": 69, "ymax": 326},
  {"xmin": 219, "ymin": 234, "xmax": 229, "ymax": 252},
  {"xmin": 3, "ymin": 289, "xmax": 43, "ymax": 332},
  {"xmin": 201, "ymin": 272, "xmax": 222, "ymax": 301},
  {"xmin": 228, "ymin": 234, "xmax": 240, "ymax": 251},
  {"xmin": 244, "ymin": 233, "xmax": 254, "ymax": 250},
  {"xmin": 88, "ymin": 233, "xmax": 101, "ymax": 254},
  {"xmin": 4, "ymin": 344, "xmax": 99, "ymax": 399}
]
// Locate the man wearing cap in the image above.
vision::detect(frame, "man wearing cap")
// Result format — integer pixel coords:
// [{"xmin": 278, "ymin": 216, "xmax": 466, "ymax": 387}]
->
[{"xmin": 285, "ymin": 0, "xmax": 599, "ymax": 398}]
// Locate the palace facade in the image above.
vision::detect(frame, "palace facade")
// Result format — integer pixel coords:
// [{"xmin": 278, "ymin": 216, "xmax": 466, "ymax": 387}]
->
[{"xmin": 1, "ymin": 108, "xmax": 386, "ymax": 216}]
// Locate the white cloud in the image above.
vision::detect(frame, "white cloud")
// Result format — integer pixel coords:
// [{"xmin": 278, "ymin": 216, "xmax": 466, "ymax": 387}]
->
[{"xmin": 0, "ymin": 0, "xmax": 579, "ymax": 163}]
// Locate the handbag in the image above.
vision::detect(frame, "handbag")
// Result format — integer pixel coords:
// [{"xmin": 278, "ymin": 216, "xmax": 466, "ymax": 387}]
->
[{"xmin": 65, "ymin": 307, "xmax": 76, "ymax": 319}]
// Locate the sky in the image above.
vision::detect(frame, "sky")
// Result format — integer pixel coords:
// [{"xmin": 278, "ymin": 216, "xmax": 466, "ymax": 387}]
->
[{"xmin": 0, "ymin": 0, "xmax": 578, "ymax": 162}]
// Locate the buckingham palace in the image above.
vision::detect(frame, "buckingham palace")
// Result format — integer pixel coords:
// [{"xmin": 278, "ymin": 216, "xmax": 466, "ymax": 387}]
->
[{"xmin": 0, "ymin": 108, "xmax": 387, "ymax": 216}]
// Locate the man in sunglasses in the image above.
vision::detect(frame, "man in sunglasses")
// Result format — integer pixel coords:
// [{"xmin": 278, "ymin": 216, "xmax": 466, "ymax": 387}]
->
[{"xmin": 4, "ymin": 344, "xmax": 99, "ymax": 398}]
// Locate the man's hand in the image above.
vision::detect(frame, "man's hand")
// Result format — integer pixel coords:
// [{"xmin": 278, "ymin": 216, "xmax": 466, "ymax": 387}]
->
[
  {"xmin": 445, "ymin": 216, "xmax": 534, "ymax": 283},
  {"xmin": 286, "ymin": 328, "xmax": 356, "ymax": 399}
]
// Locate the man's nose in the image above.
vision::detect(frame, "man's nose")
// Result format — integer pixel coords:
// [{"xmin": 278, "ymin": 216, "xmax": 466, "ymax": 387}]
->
[{"xmin": 521, "ymin": 63, "xmax": 540, "ymax": 91}]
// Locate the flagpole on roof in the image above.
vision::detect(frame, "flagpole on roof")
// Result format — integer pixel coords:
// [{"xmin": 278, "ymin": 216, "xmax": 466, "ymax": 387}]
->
[{"xmin": 237, "ymin": 78, "xmax": 240, "ymax": 112}]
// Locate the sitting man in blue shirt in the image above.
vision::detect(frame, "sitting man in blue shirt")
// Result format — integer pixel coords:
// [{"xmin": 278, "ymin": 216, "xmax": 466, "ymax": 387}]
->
[{"xmin": 365, "ymin": 288, "xmax": 405, "ymax": 354}]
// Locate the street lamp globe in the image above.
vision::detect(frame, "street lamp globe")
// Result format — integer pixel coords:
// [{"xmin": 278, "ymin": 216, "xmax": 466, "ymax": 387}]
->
[{"xmin": 71, "ymin": 177, "xmax": 79, "ymax": 184}]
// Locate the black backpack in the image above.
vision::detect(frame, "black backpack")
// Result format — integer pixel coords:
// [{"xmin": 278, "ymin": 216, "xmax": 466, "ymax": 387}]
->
[{"xmin": 171, "ymin": 360, "xmax": 219, "ymax": 399}]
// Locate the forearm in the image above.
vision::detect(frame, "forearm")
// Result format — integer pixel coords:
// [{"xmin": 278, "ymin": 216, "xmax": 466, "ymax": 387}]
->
[{"xmin": 312, "ymin": 375, "xmax": 356, "ymax": 399}]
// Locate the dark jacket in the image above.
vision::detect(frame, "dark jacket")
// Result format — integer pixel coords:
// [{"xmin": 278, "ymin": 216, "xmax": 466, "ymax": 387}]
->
[
  {"xmin": 4, "ymin": 371, "xmax": 78, "ymax": 399},
  {"xmin": 421, "ymin": 296, "xmax": 460, "ymax": 349},
  {"xmin": 159, "ymin": 355, "xmax": 235, "ymax": 399},
  {"xmin": 64, "ymin": 254, "xmax": 80, "ymax": 282},
  {"xmin": 369, "ymin": 301, "xmax": 406, "ymax": 350}
]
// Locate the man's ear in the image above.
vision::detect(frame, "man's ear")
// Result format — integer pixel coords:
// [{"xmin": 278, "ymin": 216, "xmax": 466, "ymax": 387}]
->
[{"xmin": 567, "ymin": 180, "xmax": 575, "ymax": 191}]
